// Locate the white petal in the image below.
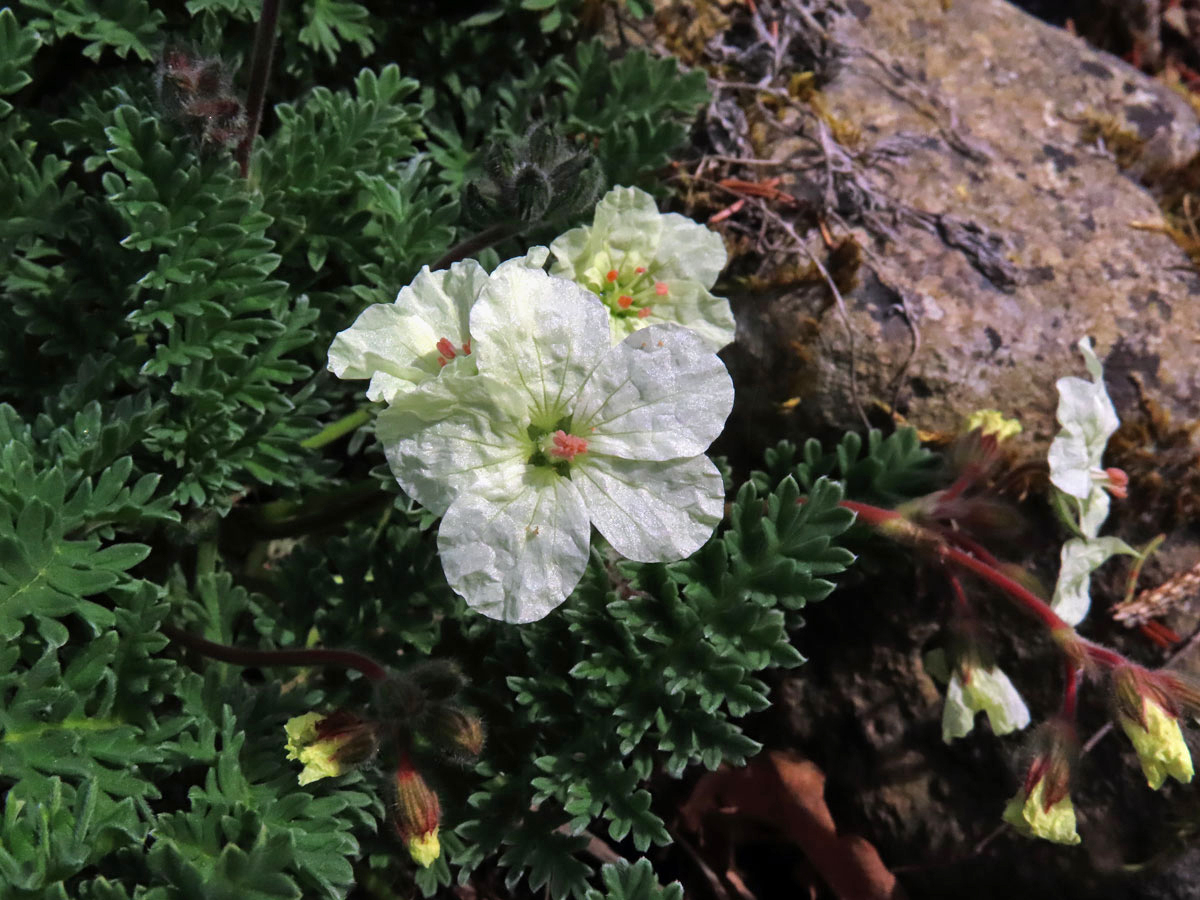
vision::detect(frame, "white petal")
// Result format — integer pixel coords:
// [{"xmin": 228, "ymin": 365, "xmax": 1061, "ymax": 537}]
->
[
  {"xmin": 654, "ymin": 212, "xmax": 727, "ymax": 288},
  {"xmin": 573, "ymin": 324, "xmax": 734, "ymax": 461},
  {"xmin": 327, "ymin": 306, "xmax": 439, "ymax": 403},
  {"xmin": 573, "ymin": 454, "xmax": 724, "ymax": 562},
  {"xmin": 588, "ymin": 186, "xmax": 666, "ymax": 261},
  {"xmin": 438, "ymin": 472, "xmax": 591, "ymax": 623},
  {"xmin": 470, "ymin": 267, "xmax": 610, "ymax": 427},
  {"xmin": 965, "ymin": 665, "xmax": 1031, "ymax": 736},
  {"xmin": 548, "ymin": 225, "xmax": 592, "ymax": 280},
  {"xmin": 401, "ymin": 260, "xmax": 488, "ymax": 345},
  {"xmin": 941, "ymin": 673, "xmax": 977, "ymax": 742},
  {"xmin": 1048, "ymin": 338, "xmax": 1118, "ymax": 500},
  {"xmin": 327, "ymin": 260, "xmax": 488, "ymax": 403},
  {"xmin": 942, "ymin": 666, "xmax": 1030, "ymax": 742},
  {"xmin": 495, "ymin": 245, "xmax": 550, "ymax": 273},
  {"xmin": 1051, "ymin": 535, "xmax": 1136, "ymax": 625},
  {"xmin": 376, "ymin": 376, "xmax": 529, "ymax": 516},
  {"xmin": 653, "ymin": 280, "xmax": 736, "ymax": 351}
]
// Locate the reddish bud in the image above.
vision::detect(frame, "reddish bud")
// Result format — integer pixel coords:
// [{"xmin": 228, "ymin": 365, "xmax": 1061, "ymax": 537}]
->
[
  {"xmin": 393, "ymin": 756, "xmax": 441, "ymax": 867},
  {"xmin": 429, "ymin": 705, "xmax": 486, "ymax": 762}
]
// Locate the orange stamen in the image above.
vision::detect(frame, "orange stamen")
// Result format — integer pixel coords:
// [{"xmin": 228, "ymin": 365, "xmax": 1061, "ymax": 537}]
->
[
  {"xmin": 606, "ymin": 269, "xmax": 619, "ymax": 282},
  {"xmin": 435, "ymin": 337, "xmax": 456, "ymax": 360},
  {"xmin": 462, "ymin": 340, "xmax": 471, "ymax": 355},
  {"xmin": 548, "ymin": 430, "xmax": 588, "ymax": 462},
  {"xmin": 635, "ymin": 266, "xmax": 646, "ymax": 274},
  {"xmin": 617, "ymin": 295, "xmax": 633, "ymax": 309},
  {"xmin": 654, "ymin": 282, "xmax": 669, "ymax": 295},
  {"xmin": 637, "ymin": 307, "xmax": 652, "ymax": 318}
]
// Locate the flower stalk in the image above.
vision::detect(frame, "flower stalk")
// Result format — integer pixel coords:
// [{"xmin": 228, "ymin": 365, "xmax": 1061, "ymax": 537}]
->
[
  {"xmin": 163, "ymin": 624, "xmax": 390, "ymax": 683},
  {"xmin": 235, "ymin": 0, "xmax": 283, "ymax": 177}
]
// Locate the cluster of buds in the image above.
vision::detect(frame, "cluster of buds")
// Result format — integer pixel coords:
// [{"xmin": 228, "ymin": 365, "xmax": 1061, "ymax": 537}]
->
[
  {"xmin": 157, "ymin": 47, "xmax": 246, "ymax": 148},
  {"xmin": 283, "ymin": 661, "xmax": 485, "ymax": 867},
  {"xmin": 463, "ymin": 123, "xmax": 603, "ymax": 229}
]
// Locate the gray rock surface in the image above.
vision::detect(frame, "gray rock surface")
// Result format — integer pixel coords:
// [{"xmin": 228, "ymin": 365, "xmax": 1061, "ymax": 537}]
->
[{"xmin": 731, "ymin": 0, "xmax": 1200, "ymax": 448}]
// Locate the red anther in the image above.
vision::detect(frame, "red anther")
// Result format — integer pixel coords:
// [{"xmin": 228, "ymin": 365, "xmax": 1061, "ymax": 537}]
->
[
  {"xmin": 654, "ymin": 281, "xmax": 669, "ymax": 295},
  {"xmin": 637, "ymin": 307, "xmax": 652, "ymax": 319},
  {"xmin": 437, "ymin": 357, "xmax": 447, "ymax": 368},
  {"xmin": 548, "ymin": 430, "xmax": 588, "ymax": 462},
  {"xmin": 635, "ymin": 266, "xmax": 646, "ymax": 274},
  {"xmin": 617, "ymin": 295, "xmax": 633, "ymax": 309},
  {"xmin": 462, "ymin": 341, "xmax": 471, "ymax": 355},
  {"xmin": 606, "ymin": 269, "xmax": 619, "ymax": 282},
  {"xmin": 435, "ymin": 337, "xmax": 456, "ymax": 360},
  {"xmin": 1105, "ymin": 467, "xmax": 1129, "ymax": 499}
]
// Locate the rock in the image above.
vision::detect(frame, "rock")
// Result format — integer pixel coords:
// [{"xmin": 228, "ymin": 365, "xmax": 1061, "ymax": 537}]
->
[{"xmin": 727, "ymin": 0, "xmax": 1200, "ymax": 451}]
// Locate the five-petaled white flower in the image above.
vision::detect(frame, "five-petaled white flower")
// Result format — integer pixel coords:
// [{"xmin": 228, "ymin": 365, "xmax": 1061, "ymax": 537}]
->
[
  {"xmin": 549, "ymin": 186, "xmax": 736, "ymax": 351},
  {"xmin": 376, "ymin": 265, "xmax": 734, "ymax": 623}
]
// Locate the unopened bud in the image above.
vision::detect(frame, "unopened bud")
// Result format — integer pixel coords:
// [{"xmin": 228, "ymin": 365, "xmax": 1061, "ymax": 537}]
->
[
  {"xmin": 1001, "ymin": 719, "xmax": 1080, "ymax": 845},
  {"xmin": 963, "ymin": 409, "xmax": 1022, "ymax": 442},
  {"xmin": 1112, "ymin": 665, "xmax": 1194, "ymax": 789},
  {"xmin": 429, "ymin": 705, "xmax": 486, "ymax": 762},
  {"xmin": 284, "ymin": 710, "xmax": 379, "ymax": 786},
  {"xmin": 393, "ymin": 756, "xmax": 441, "ymax": 867}
]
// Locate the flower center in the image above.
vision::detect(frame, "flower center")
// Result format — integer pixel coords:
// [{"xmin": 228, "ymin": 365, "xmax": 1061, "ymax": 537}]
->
[
  {"xmin": 525, "ymin": 421, "xmax": 587, "ymax": 476},
  {"xmin": 435, "ymin": 336, "xmax": 471, "ymax": 368},
  {"xmin": 546, "ymin": 430, "xmax": 588, "ymax": 462},
  {"xmin": 593, "ymin": 264, "xmax": 665, "ymax": 320}
]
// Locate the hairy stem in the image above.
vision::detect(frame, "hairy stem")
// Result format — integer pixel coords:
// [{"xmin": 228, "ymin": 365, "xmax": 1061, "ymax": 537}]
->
[
  {"xmin": 163, "ymin": 624, "xmax": 390, "ymax": 683},
  {"xmin": 236, "ymin": 0, "xmax": 283, "ymax": 177}
]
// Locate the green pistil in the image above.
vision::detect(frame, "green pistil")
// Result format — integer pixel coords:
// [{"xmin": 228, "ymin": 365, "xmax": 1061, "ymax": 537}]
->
[{"xmin": 596, "ymin": 265, "xmax": 663, "ymax": 318}]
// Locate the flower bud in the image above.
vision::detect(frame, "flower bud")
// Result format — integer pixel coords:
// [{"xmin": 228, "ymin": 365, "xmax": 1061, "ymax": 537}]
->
[
  {"xmin": 1112, "ymin": 665, "xmax": 1194, "ymax": 790},
  {"xmin": 393, "ymin": 756, "xmax": 441, "ymax": 867},
  {"xmin": 1002, "ymin": 721, "xmax": 1080, "ymax": 845},
  {"xmin": 429, "ymin": 705, "xmax": 486, "ymax": 762},
  {"xmin": 284, "ymin": 710, "xmax": 379, "ymax": 786},
  {"xmin": 963, "ymin": 409, "xmax": 1022, "ymax": 442}
]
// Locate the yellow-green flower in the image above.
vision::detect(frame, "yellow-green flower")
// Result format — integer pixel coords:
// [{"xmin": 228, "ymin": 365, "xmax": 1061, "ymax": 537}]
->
[
  {"xmin": 1002, "ymin": 777, "xmax": 1081, "ymax": 845},
  {"xmin": 964, "ymin": 409, "xmax": 1021, "ymax": 441},
  {"xmin": 407, "ymin": 829, "xmax": 441, "ymax": 868},
  {"xmin": 1118, "ymin": 696, "xmax": 1194, "ymax": 790},
  {"xmin": 284, "ymin": 711, "xmax": 378, "ymax": 786}
]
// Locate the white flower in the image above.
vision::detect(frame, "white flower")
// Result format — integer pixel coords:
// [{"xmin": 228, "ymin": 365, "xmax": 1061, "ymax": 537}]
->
[
  {"xmin": 1047, "ymin": 336, "xmax": 1119, "ymax": 538},
  {"xmin": 376, "ymin": 265, "xmax": 734, "ymax": 623},
  {"xmin": 327, "ymin": 250, "xmax": 547, "ymax": 405},
  {"xmin": 549, "ymin": 186, "xmax": 736, "ymax": 351},
  {"xmin": 1046, "ymin": 337, "xmax": 1133, "ymax": 625},
  {"xmin": 926, "ymin": 649, "xmax": 1030, "ymax": 742}
]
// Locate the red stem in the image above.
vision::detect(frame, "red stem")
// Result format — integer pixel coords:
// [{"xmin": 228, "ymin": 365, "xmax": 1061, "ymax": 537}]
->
[
  {"xmin": 1081, "ymin": 641, "xmax": 1127, "ymax": 670},
  {"xmin": 836, "ymin": 499, "xmax": 902, "ymax": 526},
  {"xmin": 940, "ymin": 543, "xmax": 1070, "ymax": 632},
  {"xmin": 836, "ymin": 498, "xmax": 1069, "ymax": 632},
  {"xmin": 948, "ymin": 574, "xmax": 970, "ymax": 614},
  {"xmin": 1061, "ymin": 660, "xmax": 1079, "ymax": 719},
  {"xmin": 939, "ymin": 529, "xmax": 1003, "ymax": 570},
  {"xmin": 163, "ymin": 624, "xmax": 389, "ymax": 683}
]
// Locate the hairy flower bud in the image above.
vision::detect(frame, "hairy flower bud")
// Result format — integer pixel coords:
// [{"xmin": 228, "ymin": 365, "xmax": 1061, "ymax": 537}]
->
[
  {"xmin": 429, "ymin": 705, "xmax": 486, "ymax": 762},
  {"xmin": 284, "ymin": 710, "xmax": 379, "ymax": 785},
  {"xmin": 1112, "ymin": 665, "xmax": 1194, "ymax": 790},
  {"xmin": 1002, "ymin": 720, "xmax": 1080, "ymax": 845},
  {"xmin": 393, "ymin": 756, "xmax": 441, "ymax": 867}
]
